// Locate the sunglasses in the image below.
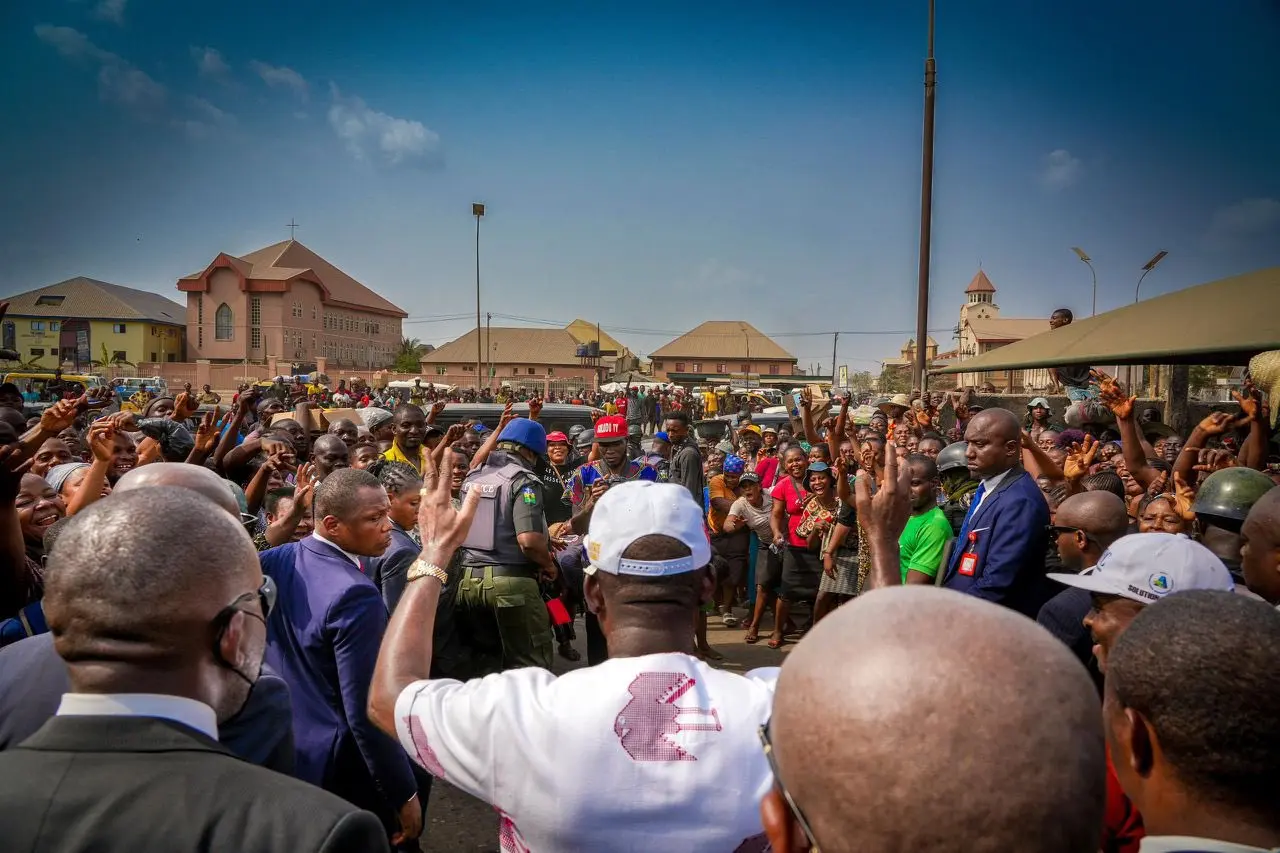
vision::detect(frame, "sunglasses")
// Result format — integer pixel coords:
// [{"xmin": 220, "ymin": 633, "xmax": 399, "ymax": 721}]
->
[
  {"xmin": 1046, "ymin": 524, "xmax": 1097, "ymax": 545},
  {"xmin": 759, "ymin": 720, "xmax": 820, "ymax": 851},
  {"xmin": 218, "ymin": 574, "xmax": 277, "ymax": 624}
]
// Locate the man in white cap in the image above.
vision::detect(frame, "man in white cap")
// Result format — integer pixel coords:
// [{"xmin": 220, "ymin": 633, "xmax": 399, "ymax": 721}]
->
[
  {"xmin": 1046, "ymin": 532, "xmax": 1237, "ymax": 852},
  {"xmin": 370, "ymin": 475, "xmax": 777, "ymax": 852},
  {"xmin": 1046, "ymin": 532, "xmax": 1236, "ymax": 673}
]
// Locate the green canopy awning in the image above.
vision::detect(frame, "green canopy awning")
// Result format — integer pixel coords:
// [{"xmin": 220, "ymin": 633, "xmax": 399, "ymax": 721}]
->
[{"xmin": 932, "ymin": 266, "xmax": 1280, "ymax": 374}]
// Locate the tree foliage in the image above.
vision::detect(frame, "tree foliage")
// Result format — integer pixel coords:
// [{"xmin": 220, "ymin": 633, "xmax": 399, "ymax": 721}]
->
[{"xmin": 877, "ymin": 364, "xmax": 912, "ymax": 394}]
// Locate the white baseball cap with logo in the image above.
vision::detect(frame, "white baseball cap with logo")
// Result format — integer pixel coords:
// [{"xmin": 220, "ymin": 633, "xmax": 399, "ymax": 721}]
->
[
  {"xmin": 583, "ymin": 481, "xmax": 711, "ymax": 577},
  {"xmin": 1047, "ymin": 532, "xmax": 1234, "ymax": 604}
]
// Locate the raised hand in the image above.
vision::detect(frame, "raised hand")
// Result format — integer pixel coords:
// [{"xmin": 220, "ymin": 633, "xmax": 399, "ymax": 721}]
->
[
  {"xmin": 1172, "ymin": 472, "xmax": 1197, "ymax": 521},
  {"xmin": 855, "ymin": 438, "xmax": 912, "ymax": 543},
  {"xmin": 193, "ymin": 408, "xmax": 222, "ymax": 454},
  {"xmin": 1063, "ymin": 434, "xmax": 1100, "ymax": 481},
  {"xmin": 1092, "ymin": 369, "xmax": 1135, "ymax": 420},
  {"xmin": 1193, "ymin": 448, "xmax": 1237, "ymax": 475},
  {"xmin": 237, "ymin": 387, "xmax": 260, "ymax": 415},
  {"xmin": 1196, "ymin": 411, "xmax": 1239, "ymax": 437},
  {"xmin": 1232, "ymin": 386, "xmax": 1263, "ymax": 425},
  {"xmin": 172, "ymin": 391, "xmax": 200, "ymax": 421},
  {"xmin": 39, "ymin": 398, "xmax": 80, "ymax": 434},
  {"xmin": 87, "ymin": 421, "xmax": 116, "ymax": 463},
  {"xmin": 429, "ymin": 400, "xmax": 447, "ymax": 420},
  {"xmin": 497, "ymin": 401, "xmax": 515, "ymax": 430},
  {"xmin": 528, "ymin": 398, "xmax": 544, "ymax": 421},
  {"xmin": 0, "ymin": 444, "xmax": 26, "ymax": 504},
  {"xmin": 106, "ymin": 411, "xmax": 139, "ymax": 433},
  {"xmin": 417, "ymin": 433, "xmax": 481, "ymax": 561}
]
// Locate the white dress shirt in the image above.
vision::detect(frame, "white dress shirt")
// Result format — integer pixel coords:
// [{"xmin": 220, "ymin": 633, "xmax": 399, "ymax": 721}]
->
[
  {"xmin": 973, "ymin": 467, "xmax": 1014, "ymax": 515},
  {"xmin": 1140, "ymin": 837, "xmax": 1280, "ymax": 853},
  {"xmin": 56, "ymin": 693, "xmax": 219, "ymax": 740},
  {"xmin": 310, "ymin": 532, "xmax": 362, "ymax": 568}
]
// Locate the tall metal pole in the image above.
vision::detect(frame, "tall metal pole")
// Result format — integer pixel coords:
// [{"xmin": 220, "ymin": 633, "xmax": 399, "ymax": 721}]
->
[
  {"xmin": 831, "ymin": 331, "xmax": 839, "ymax": 387},
  {"xmin": 912, "ymin": 0, "xmax": 937, "ymax": 393},
  {"xmin": 486, "ymin": 312, "xmax": 492, "ymax": 393},
  {"xmin": 473, "ymin": 203, "xmax": 485, "ymax": 388}
]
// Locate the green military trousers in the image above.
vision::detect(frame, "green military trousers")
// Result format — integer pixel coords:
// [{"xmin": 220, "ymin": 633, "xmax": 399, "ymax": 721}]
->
[{"xmin": 455, "ymin": 567, "xmax": 554, "ymax": 676}]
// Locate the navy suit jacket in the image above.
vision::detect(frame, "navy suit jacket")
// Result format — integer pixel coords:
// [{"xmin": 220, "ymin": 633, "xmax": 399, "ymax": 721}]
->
[
  {"xmin": 941, "ymin": 467, "xmax": 1052, "ymax": 618},
  {"xmin": 0, "ymin": 632, "xmax": 296, "ymax": 774},
  {"xmin": 261, "ymin": 538, "xmax": 416, "ymax": 819}
]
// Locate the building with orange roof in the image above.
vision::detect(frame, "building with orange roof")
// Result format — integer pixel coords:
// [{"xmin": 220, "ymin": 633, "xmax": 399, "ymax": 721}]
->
[{"xmin": 177, "ymin": 239, "xmax": 406, "ymax": 369}]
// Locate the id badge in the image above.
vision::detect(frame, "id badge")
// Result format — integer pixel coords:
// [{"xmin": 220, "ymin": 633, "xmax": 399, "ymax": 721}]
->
[{"xmin": 958, "ymin": 551, "xmax": 978, "ymax": 577}]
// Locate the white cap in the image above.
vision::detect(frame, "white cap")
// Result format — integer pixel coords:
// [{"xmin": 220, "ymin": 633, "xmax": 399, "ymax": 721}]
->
[
  {"xmin": 583, "ymin": 481, "xmax": 711, "ymax": 577},
  {"xmin": 1047, "ymin": 532, "xmax": 1234, "ymax": 604}
]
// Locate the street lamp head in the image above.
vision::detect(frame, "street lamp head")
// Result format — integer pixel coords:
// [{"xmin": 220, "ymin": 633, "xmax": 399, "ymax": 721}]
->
[
  {"xmin": 472, "ymin": 203, "xmax": 485, "ymax": 217},
  {"xmin": 1071, "ymin": 247, "xmax": 1091, "ymax": 263},
  {"xmin": 1142, "ymin": 250, "xmax": 1168, "ymax": 272}
]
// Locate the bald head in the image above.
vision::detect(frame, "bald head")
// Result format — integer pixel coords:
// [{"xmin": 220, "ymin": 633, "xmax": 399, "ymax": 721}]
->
[
  {"xmin": 963, "ymin": 409, "xmax": 1023, "ymax": 479},
  {"xmin": 44, "ymin": 488, "xmax": 261, "ymax": 695},
  {"xmin": 770, "ymin": 587, "xmax": 1104, "ymax": 852},
  {"xmin": 1241, "ymin": 487, "xmax": 1280, "ymax": 604},
  {"xmin": 967, "ymin": 407, "xmax": 1021, "ymax": 442},
  {"xmin": 1057, "ymin": 491, "xmax": 1129, "ymax": 548},
  {"xmin": 114, "ymin": 462, "xmax": 239, "ymax": 517}
]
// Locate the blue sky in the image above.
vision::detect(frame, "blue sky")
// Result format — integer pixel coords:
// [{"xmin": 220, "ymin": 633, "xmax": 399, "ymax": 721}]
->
[{"xmin": 2, "ymin": 0, "xmax": 1278, "ymax": 372}]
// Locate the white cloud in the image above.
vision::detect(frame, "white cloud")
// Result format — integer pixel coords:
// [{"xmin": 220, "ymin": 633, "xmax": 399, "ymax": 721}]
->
[
  {"xmin": 34, "ymin": 24, "xmax": 116, "ymax": 63},
  {"xmin": 191, "ymin": 46, "xmax": 230, "ymax": 81},
  {"xmin": 327, "ymin": 85, "xmax": 440, "ymax": 167},
  {"xmin": 98, "ymin": 62, "xmax": 166, "ymax": 111},
  {"xmin": 1040, "ymin": 149, "xmax": 1083, "ymax": 191},
  {"xmin": 35, "ymin": 25, "xmax": 166, "ymax": 114},
  {"xmin": 1206, "ymin": 198, "xmax": 1280, "ymax": 248},
  {"xmin": 92, "ymin": 0, "xmax": 127, "ymax": 25},
  {"xmin": 250, "ymin": 60, "xmax": 308, "ymax": 100}
]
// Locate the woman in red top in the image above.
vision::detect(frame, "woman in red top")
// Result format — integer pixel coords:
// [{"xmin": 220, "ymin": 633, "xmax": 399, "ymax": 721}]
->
[{"xmin": 768, "ymin": 446, "xmax": 817, "ymax": 649}]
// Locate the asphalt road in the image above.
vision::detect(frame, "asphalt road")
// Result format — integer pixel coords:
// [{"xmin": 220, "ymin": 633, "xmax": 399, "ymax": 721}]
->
[{"xmin": 419, "ymin": 607, "xmax": 788, "ymax": 852}]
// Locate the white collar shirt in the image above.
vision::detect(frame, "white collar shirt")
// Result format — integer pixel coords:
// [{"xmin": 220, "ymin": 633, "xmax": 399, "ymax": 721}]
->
[
  {"xmin": 310, "ymin": 532, "xmax": 362, "ymax": 568},
  {"xmin": 1140, "ymin": 837, "xmax": 1280, "ymax": 853},
  {"xmin": 974, "ymin": 467, "xmax": 1015, "ymax": 514},
  {"xmin": 56, "ymin": 693, "xmax": 219, "ymax": 740}
]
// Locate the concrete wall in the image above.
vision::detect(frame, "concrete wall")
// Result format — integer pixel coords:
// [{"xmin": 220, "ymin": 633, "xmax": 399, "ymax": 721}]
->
[{"xmin": 960, "ymin": 394, "xmax": 1239, "ymax": 433}]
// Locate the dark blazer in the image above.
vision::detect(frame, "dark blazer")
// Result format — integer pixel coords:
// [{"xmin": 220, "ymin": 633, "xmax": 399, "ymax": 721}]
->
[
  {"xmin": 260, "ymin": 538, "xmax": 416, "ymax": 821},
  {"xmin": 369, "ymin": 523, "xmax": 417, "ymax": 615},
  {"xmin": 941, "ymin": 467, "xmax": 1052, "ymax": 618},
  {"xmin": 1036, "ymin": 585, "xmax": 1104, "ymax": 695},
  {"xmin": 0, "ymin": 715, "xmax": 387, "ymax": 853},
  {"xmin": 0, "ymin": 632, "xmax": 295, "ymax": 773}
]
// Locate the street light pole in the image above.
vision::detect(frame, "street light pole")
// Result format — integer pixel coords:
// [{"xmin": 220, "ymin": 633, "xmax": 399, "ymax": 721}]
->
[
  {"xmin": 1071, "ymin": 247, "xmax": 1098, "ymax": 316},
  {"xmin": 912, "ymin": 0, "xmax": 937, "ymax": 393},
  {"xmin": 473, "ymin": 202, "xmax": 485, "ymax": 389},
  {"xmin": 1136, "ymin": 250, "xmax": 1167, "ymax": 303}
]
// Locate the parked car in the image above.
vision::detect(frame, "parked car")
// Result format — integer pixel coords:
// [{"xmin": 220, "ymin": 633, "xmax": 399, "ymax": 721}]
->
[{"xmin": 431, "ymin": 402, "xmax": 600, "ymax": 437}]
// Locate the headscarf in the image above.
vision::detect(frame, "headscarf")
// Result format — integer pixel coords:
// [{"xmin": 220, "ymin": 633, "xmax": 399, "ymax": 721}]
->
[
  {"xmin": 46, "ymin": 462, "xmax": 89, "ymax": 495},
  {"xmin": 722, "ymin": 454, "xmax": 745, "ymax": 474},
  {"xmin": 359, "ymin": 406, "xmax": 393, "ymax": 431},
  {"xmin": 143, "ymin": 396, "xmax": 175, "ymax": 418}
]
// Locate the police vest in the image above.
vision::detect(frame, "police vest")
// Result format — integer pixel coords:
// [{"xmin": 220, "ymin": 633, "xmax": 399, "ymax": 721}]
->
[{"xmin": 460, "ymin": 451, "xmax": 536, "ymax": 567}]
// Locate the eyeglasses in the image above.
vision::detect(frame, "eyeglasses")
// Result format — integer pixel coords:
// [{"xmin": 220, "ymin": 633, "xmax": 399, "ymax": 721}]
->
[
  {"xmin": 759, "ymin": 720, "xmax": 820, "ymax": 852},
  {"xmin": 1047, "ymin": 525, "xmax": 1097, "ymax": 545},
  {"xmin": 217, "ymin": 575, "xmax": 277, "ymax": 624}
]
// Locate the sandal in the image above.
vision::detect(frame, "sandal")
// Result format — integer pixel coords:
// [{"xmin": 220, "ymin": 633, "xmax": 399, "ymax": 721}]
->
[
  {"xmin": 767, "ymin": 637, "xmax": 785, "ymax": 650},
  {"xmin": 744, "ymin": 629, "xmax": 760, "ymax": 644}
]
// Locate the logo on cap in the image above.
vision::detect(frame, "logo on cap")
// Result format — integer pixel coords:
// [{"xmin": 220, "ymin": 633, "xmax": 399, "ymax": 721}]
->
[
  {"xmin": 1149, "ymin": 573, "xmax": 1173, "ymax": 596},
  {"xmin": 595, "ymin": 415, "xmax": 626, "ymax": 441}
]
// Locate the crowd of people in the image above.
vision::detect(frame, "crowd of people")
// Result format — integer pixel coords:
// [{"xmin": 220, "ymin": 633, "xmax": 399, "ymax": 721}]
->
[{"xmin": 0, "ymin": 326, "xmax": 1278, "ymax": 853}]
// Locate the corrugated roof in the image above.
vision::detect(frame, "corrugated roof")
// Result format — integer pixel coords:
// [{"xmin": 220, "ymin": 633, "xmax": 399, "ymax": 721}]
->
[
  {"xmin": 936, "ymin": 266, "xmax": 1280, "ymax": 372},
  {"xmin": 649, "ymin": 321, "xmax": 796, "ymax": 361},
  {"xmin": 564, "ymin": 319, "xmax": 627, "ymax": 354},
  {"xmin": 180, "ymin": 239, "xmax": 406, "ymax": 317},
  {"xmin": 965, "ymin": 270, "xmax": 997, "ymax": 293},
  {"xmin": 968, "ymin": 317, "xmax": 1048, "ymax": 342},
  {"xmin": 2, "ymin": 277, "xmax": 186, "ymax": 324},
  {"xmin": 420, "ymin": 327, "xmax": 587, "ymax": 366}
]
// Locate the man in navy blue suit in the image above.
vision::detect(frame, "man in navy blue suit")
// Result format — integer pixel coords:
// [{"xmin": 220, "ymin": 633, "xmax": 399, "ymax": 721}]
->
[
  {"xmin": 941, "ymin": 408, "xmax": 1051, "ymax": 617},
  {"xmin": 261, "ymin": 467, "xmax": 420, "ymax": 849}
]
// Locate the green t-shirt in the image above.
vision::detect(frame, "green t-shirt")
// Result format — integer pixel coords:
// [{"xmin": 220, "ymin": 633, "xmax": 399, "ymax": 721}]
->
[{"xmin": 898, "ymin": 506, "xmax": 952, "ymax": 583}]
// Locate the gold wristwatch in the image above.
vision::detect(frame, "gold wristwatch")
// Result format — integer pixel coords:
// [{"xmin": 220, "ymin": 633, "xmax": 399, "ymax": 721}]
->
[{"xmin": 406, "ymin": 559, "xmax": 449, "ymax": 585}]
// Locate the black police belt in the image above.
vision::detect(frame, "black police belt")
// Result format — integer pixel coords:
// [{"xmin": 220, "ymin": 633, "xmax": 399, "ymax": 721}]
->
[{"xmin": 464, "ymin": 564, "xmax": 540, "ymax": 581}]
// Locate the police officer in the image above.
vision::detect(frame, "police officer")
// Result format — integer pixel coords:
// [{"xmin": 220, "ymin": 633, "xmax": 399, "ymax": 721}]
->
[
  {"xmin": 1191, "ymin": 466, "xmax": 1276, "ymax": 581},
  {"xmin": 626, "ymin": 422, "xmax": 644, "ymax": 461},
  {"xmin": 454, "ymin": 418, "xmax": 557, "ymax": 675},
  {"xmin": 936, "ymin": 441, "xmax": 977, "ymax": 537}
]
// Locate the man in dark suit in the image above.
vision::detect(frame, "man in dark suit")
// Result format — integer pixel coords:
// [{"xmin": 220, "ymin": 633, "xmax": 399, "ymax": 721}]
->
[
  {"xmin": 0, "ymin": 631, "xmax": 295, "ymax": 771},
  {"xmin": 0, "ymin": 488, "xmax": 386, "ymax": 853},
  {"xmin": 261, "ymin": 467, "xmax": 420, "ymax": 849},
  {"xmin": 941, "ymin": 409, "xmax": 1052, "ymax": 617},
  {"xmin": 1036, "ymin": 491, "xmax": 1130, "ymax": 695}
]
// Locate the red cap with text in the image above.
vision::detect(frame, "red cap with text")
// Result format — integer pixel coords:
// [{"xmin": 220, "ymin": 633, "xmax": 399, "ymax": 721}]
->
[{"xmin": 593, "ymin": 415, "xmax": 627, "ymax": 443}]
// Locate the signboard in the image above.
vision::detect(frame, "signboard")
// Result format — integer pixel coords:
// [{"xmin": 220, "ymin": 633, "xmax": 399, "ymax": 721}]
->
[
  {"xmin": 838, "ymin": 365, "xmax": 848, "ymax": 388},
  {"xmin": 75, "ymin": 330, "xmax": 91, "ymax": 366}
]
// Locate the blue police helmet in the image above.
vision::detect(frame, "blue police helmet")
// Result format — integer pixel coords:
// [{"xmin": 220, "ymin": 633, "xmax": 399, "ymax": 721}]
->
[{"xmin": 498, "ymin": 418, "xmax": 548, "ymax": 456}]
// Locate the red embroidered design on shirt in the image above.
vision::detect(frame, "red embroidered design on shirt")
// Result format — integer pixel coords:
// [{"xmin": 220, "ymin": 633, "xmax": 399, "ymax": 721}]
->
[
  {"xmin": 496, "ymin": 808, "xmax": 530, "ymax": 853},
  {"xmin": 404, "ymin": 714, "xmax": 448, "ymax": 779},
  {"xmin": 613, "ymin": 672, "xmax": 722, "ymax": 761}
]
